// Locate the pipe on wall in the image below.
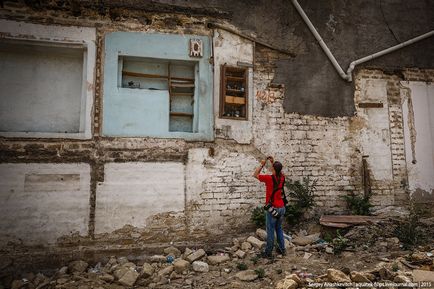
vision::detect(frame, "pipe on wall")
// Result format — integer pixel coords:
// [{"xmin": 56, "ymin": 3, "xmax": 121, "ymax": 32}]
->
[{"xmin": 291, "ymin": 0, "xmax": 434, "ymax": 82}]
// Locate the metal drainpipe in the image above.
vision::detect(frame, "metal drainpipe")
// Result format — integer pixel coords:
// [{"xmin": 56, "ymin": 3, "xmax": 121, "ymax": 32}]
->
[{"xmin": 291, "ymin": 0, "xmax": 434, "ymax": 82}]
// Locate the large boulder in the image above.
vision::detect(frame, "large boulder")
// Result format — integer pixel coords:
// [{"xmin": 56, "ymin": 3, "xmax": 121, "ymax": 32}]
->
[{"xmin": 327, "ymin": 269, "xmax": 351, "ymax": 283}]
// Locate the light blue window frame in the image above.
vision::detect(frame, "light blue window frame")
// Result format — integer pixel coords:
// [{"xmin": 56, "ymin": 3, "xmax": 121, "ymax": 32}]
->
[{"xmin": 102, "ymin": 32, "xmax": 213, "ymax": 141}]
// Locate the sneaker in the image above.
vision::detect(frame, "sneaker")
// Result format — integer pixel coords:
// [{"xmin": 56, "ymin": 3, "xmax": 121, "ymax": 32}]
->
[
  {"xmin": 260, "ymin": 251, "xmax": 273, "ymax": 259},
  {"xmin": 276, "ymin": 247, "xmax": 286, "ymax": 256}
]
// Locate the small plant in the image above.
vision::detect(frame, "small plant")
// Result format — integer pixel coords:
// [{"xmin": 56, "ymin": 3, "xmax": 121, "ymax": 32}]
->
[
  {"xmin": 236, "ymin": 263, "xmax": 248, "ymax": 271},
  {"xmin": 332, "ymin": 230, "xmax": 349, "ymax": 254},
  {"xmin": 391, "ymin": 262, "xmax": 399, "ymax": 272},
  {"xmin": 394, "ymin": 204, "xmax": 423, "ymax": 249},
  {"xmin": 255, "ymin": 268, "xmax": 265, "ymax": 279},
  {"xmin": 342, "ymin": 193, "xmax": 372, "ymax": 215},
  {"xmin": 250, "ymin": 255, "xmax": 260, "ymax": 265},
  {"xmin": 251, "ymin": 206, "xmax": 266, "ymax": 228},
  {"xmin": 323, "ymin": 232, "xmax": 333, "ymax": 243},
  {"xmin": 285, "ymin": 177, "xmax": 317, "ymax": 225},
  {"xmin": 286, "ymin": 177, "xmax": 317, "ymax": 209}
]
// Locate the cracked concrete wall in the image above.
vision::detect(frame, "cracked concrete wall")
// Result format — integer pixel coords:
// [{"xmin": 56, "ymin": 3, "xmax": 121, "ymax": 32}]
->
[{"xmin": 0, "ymin": 1, "xmax": 433, "ymax": 250}]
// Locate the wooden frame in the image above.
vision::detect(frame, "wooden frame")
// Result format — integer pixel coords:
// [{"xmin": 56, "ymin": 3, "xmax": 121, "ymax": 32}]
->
[{"xmin": 219, "ymin": 64, "xmax": 248, "ymax": 120}]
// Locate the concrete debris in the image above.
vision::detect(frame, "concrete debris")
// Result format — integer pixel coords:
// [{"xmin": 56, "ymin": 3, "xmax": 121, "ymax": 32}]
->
[
  {"xmin": 256, "ymin": 228, "xmax": 267, "ymax": 241},
  {"xmin": 246, "ymin": 236, "xmax": 265, "ymax": 249},
  {"xmin": 292, "ymin": 233, "xmax": 320, "ymax": 246},
  {"xmin": 235, "ymin": 249, "xmax": 246, "ymax": 259},
  {"xmin": 68, "ymin": 260, "xmax": 89, "ymax": 273},
  {"xmin": 207, "ymin": 254, "xmax": 230, "ymax": 265},
  {"xmin": 235, "ymin": 269, "xmax": 258, "ymax": 282},
  {"xmin": 241, "ymin": 241, "xmax": 253, "ymax": 251},
  {"xmin": 164, "ymin": 246, "xmax": 182, "ymax": 258},
  {"xmin": 185, "ymin": 248, "xmax": 206, "ymax": 263},
  {"xmin": 192, "ymin": 261, "xmax": 209, "ymax": 272},
  {"xmin": 275, "ymin": 277, "xmax": 298, "ymax": 289},
  {"xmin": 3, "ymin": 223, "xmax": 433, "ymax": 289},
  {"xmin": 157, "ymin": 265, "xmax": 174, "ymax": 276},
  {"xmin": 118, "ymin": 268, "xmax": 139, "ymax": 287},
  {"xmin": 173, "ymin": 259, "xmax": 190, "ymax": 273},
  {"xmin": 326, "ymin": 268, "xmax": 352, "ymax": 282}
]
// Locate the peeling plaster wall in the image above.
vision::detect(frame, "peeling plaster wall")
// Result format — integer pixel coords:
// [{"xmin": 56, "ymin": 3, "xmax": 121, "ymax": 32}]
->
[
  {"xmin": 213, "ymin": 29, "xmax": 254, "ymax": 144},
  {"xmin": 0, "ymin": 1, "xmax": 433, "ymax": 252},
  {"xmin": 95, "ymin": 162, "xmax": 185, "ymax": 234},
  {"xmin": 402, "ymin": 82, "xmax": 434, "ymax": 202},
  {"xmin": 0, "ymin": 163, "xmax": 90, "ymax": 245}
]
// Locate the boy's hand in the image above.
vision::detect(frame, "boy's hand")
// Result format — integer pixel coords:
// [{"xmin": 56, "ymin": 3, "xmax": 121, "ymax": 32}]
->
[
  {"xmin": 267, "ymin": 156, "xmax": 274, "ymax": 164},
  {"xmin": 260, "ymin": 160, "xmax": 266, "ymax": 167}
]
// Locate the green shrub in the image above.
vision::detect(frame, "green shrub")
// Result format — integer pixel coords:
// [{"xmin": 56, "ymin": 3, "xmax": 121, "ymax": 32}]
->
[
  {"xmin": 286, "ymin": 177, "xmax": 317, "ymax": 209},
  {"xmin": 255, "ymin": 268, "xmax": 265, "ymax": 279},
  {"xmin": 236, "ymin": 263, "xmax": 248, "ymax": 271},
  {"xmin": 394, "ymin": 206, "xmax": 423, "ymax": 249},
  {"xmin": 251, "ymin": 206, "xmax": 266, "ymax": 228},
  {"xmin": 342, "ymin": 194, "xmax": 372, "ymax": 215},
  {"xmin": 332, "ymin": 230, "xmax": 348, "ymax": 254},
  {"xmin": 285, "ymin": 177, "xmax": 316, "ymax": 225},
  {"xmin": 250, "ymin": 255, "xmax": 260, "ymax": 265}
]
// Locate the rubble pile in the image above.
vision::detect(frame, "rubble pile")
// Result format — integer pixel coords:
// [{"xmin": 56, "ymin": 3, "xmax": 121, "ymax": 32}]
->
[{"xmin": 2, "ymin": 226, "xmax": 433, "ymax": 289}]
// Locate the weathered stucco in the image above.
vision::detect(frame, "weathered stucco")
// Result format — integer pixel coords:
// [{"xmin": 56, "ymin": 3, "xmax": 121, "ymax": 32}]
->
[{"xmin": 0, "ymin": 1, "xmax": 433, "ymax": 256}]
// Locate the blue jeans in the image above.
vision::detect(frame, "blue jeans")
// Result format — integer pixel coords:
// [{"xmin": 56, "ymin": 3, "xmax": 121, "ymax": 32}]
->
[{"xmin": 265, "ymin": 207, "xmax": 286, "ymax": 256}]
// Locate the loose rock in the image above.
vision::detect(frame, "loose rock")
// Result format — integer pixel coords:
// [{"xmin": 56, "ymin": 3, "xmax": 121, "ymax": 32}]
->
[
  {"xmin": 327, "ymin": 269, "xmax": 351, "ymax": 282},
  {"xmin": 235, "ymin": 250, "xmax": 246, "ymax": 259},
  {"xmin": 186, "ymin": 249, "xmax": 206, "ymax": 263},
  {"xmin": 164, "ymin": 246, "xmax": 181, "ymax": 258},
  {"xmin": 235, "ymin": 270, "xmax": 258, "ymax": 282},
  {"xmin": 241, "ymin": 242, "xmax": 252, "ymax": 251},
  {"xmin": 141, "ymin": 263, "xmax": 155, "ymax": 278},
  {"xmin": 292, "ymin": 233, "xmax": 320, "ymax": 246},
  {"xmin": 192, "ymin": 261, "xmax": 209, "ymax": 273},
  {"xmin": 350, "ymin": 271, "xmax": 371, "ymax": 283},
  {"xmin": 158, "ymin": 265, "xmax": 174, "ymax": 276},
  {"xmin": 118, "ymin": 269, "xmax": 139, "ymax": 287},
  {"xmin": 246, "ymin": 236, "xmax": 265, "ymax": 249},
  {"xmin": 68, "ymin": 260, "xmax": 89, "ymax": 273},
  {"xmin": 275, "ymin": 277, "xmax": 298, "ymax": 289},
  {"xmin": 207, "ymin": 254, "xmax": 230, "ymax": 265},
  {"xmin": 256, "ymin": 228, "xmax": 267, "ymax": 241},
  {"xmin": 173, "ymin": 259, "xmax": 190, "ymax": 273}
]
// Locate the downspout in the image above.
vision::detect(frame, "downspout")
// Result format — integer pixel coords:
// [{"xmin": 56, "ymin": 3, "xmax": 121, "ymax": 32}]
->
[{"xmin": 291, "ymin": 0, "xmax": 434, "ymax": 82}]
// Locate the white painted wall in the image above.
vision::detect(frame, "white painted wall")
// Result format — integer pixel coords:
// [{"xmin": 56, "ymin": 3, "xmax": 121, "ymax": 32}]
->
[
  {"xmin": 95, "ymin": 162, "xmax": 185, "ymax": 234},
  {"xmin": 0, "ymin": 42, "xmax": 83, "ymax": 133},
  {"xmin": 357, "ymin": 79, "xmax": 393, "ymax": 180},
  {"xmin": 213, "ymin": 28, "xmax": 254, "ymax": 144},
  {"xmin": 402, "ymin": 82, "xmax": 434, "ymax": 196},
  {"xmin": 0, "ymin": 163, "xmax": 90, "ymax": 245},
  {"xmin": 0, "ymin": 20, "xmax": 96, "ymax": 139}
]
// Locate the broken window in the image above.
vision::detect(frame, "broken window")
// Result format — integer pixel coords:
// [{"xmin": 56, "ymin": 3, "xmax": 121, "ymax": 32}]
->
[
  {"xmin": 119, "ymin": 57, "xmax": 196, "ymax": 133},
  {"xmin": 103, "ymin": 32, "xmax": 213, "ymax": 141},
  {"xmin": 220, "ymin": 65, "xmax": 248, "ymax": 120}
]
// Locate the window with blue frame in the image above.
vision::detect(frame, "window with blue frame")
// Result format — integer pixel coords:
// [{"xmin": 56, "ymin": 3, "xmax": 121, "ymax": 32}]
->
[{"xmin": 103, "ymin": 32, "xmax": 213, "ymax": 141}]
